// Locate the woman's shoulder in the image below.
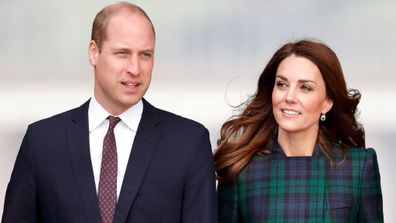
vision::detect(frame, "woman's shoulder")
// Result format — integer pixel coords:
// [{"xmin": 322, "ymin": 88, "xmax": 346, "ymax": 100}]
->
[
  {"xmin": 331, "ymin": 147, "xmax": 377, "ymax": 156},
  {"xmin": 331, "ymin": 147, "xmax": 379, "ymax": 167},
  {"xmin": 346, "ymin": 147, "xmax": 378, "ymax": 158}
]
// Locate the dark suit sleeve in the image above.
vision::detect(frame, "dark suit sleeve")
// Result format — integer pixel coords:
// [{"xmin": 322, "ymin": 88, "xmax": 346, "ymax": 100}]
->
[
  {"xmin": 357, "ymin": 148, "xmax": 384, "ymax": 223},
  {"xmin": 218, "ymin": 180, "xmax": 240, "ymax": 223},
  {"xmin": 2, "ymin": 126, "xmax": 38, "ymax": 223},
  {"xmin": 181, "ymin": 128, "xmax": 217, "ymax": 223}
]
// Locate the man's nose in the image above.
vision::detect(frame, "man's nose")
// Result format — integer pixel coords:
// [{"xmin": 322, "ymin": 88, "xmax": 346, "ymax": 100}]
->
[{"xmin": 126, "ymin": 55, "xmax": 140, "ymax": 76}]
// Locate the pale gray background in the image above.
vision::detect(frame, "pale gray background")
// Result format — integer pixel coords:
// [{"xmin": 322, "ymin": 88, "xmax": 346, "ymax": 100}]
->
[{"xmin": 1, "ymin": 0, "xmax": 395, "ymax": 221}]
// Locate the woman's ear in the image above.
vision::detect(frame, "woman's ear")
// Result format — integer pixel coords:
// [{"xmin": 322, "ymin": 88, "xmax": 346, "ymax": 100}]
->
[{"xmin": 322, "ymin": 98, "xmax": 333, "ymax": 114}]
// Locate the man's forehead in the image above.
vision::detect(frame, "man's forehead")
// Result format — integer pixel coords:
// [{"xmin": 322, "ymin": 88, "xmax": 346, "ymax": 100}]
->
[
  {"xmin": 108, "ymin": 10, "xmax": 149, "ymax": 26},
  {"xmin": 106, "ymin": 13, "xmax": 154, "ymax": 36},
  {"xmin": 107, "ymin": 9, "xmax": 155, "ymax": 36},
  {"xmin": 103, "ymin": 40, "xmax": 154, "ymax": 49}
]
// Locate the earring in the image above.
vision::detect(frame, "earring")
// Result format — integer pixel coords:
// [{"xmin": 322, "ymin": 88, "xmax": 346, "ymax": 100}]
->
[{"xmin": 320, "ymin": 113, "xmax": 326, "ymax": 121}]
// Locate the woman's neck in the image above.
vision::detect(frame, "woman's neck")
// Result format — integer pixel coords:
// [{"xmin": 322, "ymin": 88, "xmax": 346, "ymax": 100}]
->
[{"xmin": 277, "ymin": 128, "xmax": 318, "ymax": 157}]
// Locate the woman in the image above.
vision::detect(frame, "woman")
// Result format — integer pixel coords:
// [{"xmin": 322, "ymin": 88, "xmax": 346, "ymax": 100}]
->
[{"xmin": 215, "ymin": 39, "xmax": 383, "ymax": 223}]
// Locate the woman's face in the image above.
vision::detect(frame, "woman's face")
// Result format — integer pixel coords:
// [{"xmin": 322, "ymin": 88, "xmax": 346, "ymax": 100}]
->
[{"xmin": 272, "ymin": 55, "xmax": 333, "ymax": 135}]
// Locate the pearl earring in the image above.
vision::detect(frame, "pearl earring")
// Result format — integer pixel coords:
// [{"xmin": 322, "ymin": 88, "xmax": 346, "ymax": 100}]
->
[{"xmin": 320, "ymin": 114, "xmax": 326, "ymax": 121}]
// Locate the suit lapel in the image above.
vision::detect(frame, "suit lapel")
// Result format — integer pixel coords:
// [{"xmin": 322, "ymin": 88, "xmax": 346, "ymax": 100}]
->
[
  {"xmin": 114, "ymin": 99, "xmax": 163, "ymax": 223},
  {"xmin": 67, "ymin": 100, "xmax": 100, "ymax": 223}
]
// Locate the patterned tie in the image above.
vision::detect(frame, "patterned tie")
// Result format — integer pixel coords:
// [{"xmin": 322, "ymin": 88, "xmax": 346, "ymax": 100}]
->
[{"xmin": 98, "ymin": 116, "xmax": 121, "ymax": 223}]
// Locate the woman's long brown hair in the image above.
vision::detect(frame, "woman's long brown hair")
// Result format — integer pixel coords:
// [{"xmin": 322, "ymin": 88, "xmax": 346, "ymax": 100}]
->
[{"xmin": 214, "ymin": 39, "xmax": 365, "ymax": 184}]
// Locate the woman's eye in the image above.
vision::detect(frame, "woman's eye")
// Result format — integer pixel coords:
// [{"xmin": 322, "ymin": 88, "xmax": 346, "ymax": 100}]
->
[
  {"xmin": 301, "ymin": 85, "xmax": 312, "ymax": 91},
  {"xmin": 275, "ymin": 81, "xmax": 287, "ymax": 88}
]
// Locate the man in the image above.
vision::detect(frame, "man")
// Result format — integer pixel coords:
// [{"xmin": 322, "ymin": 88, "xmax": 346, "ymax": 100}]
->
[{"xmin": 2, "ymin": 2, "xmax": 216, "ymax": 223}]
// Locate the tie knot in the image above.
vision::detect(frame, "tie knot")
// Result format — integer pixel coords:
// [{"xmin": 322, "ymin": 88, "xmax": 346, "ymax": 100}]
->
[{"xmin": 107, "ymin": 116, "xmax": 121, "ymax": 130}]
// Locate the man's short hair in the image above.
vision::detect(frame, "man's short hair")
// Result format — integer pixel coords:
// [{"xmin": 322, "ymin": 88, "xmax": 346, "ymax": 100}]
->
[{"xmin": 91, "ymin": 1, "xmax": 155, "ymax": 52}]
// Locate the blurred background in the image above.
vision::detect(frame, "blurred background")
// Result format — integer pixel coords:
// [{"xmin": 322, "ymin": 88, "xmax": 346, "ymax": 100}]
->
[{"xmin": 1, "ymin": 0, "xmax": 395, "ymax": 221}]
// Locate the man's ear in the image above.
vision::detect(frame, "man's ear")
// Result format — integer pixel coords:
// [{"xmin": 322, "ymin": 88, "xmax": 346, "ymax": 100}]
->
[{"xmin": 88, "ymin": 40, "xmax": 98, "ymax": 66}]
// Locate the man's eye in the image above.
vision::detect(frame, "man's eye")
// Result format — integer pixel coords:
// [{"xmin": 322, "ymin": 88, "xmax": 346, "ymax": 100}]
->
[{"xmin": 141, "ymin": 52, "xmax": 152, "ymax": 59}]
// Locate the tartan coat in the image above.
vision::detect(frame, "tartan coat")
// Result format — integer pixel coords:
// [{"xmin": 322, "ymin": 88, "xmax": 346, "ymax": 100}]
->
[{"xmin": 218, "ymin": 142, "xmax": 383, "ymax": 223}]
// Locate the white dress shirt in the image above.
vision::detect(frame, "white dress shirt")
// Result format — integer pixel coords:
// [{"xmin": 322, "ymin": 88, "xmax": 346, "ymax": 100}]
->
[{"xmin": 88, "ymin": 97, "xmax": 143, "ymax": 199}]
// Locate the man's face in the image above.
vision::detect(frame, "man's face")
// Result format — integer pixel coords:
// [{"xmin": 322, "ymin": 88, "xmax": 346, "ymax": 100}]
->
[{"xmin": 89, "ymin": 11, "xmax": 155, "ymax": 115}]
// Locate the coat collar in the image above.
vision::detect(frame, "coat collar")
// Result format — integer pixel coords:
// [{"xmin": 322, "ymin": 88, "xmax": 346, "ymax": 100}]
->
[
  {"xmin": 67, "ymin": 99, "xmax": 100, "ymax": 223},
  {"xmin": 114, "ymin": 99, "xmax": 164, "ymax": 223},
  {"xmin": 270, "ymin": 139, "xmax": 323, "ymax": 160}
]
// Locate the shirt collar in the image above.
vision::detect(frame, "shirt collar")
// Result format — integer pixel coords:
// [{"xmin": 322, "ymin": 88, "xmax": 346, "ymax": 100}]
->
[
  {"xmin": 88, "ymin": 97, "xmax": 143, "ymax": 132},
  {"xmin": 118, "ymin": 100, "xmax": 143, "ymax": 132}
]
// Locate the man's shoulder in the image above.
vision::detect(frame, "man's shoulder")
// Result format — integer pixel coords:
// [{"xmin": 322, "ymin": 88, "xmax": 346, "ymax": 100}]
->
[
  {"xmin": 144, "ymin": 100, "xmax": 207, "ymax": 132},
  {"xmin": 157, "ymin": 107, "xmax": 207, "ymax": 130},
  {"xmin": 28, "ymin": 100, "xmax": 88, "ymax": 130}
]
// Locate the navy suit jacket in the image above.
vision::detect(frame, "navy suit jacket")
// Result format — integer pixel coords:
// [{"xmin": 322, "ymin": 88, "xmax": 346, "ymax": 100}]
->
[{"xmin": 2, "ymin": 99, "xmax": 217, "ymax": 223}]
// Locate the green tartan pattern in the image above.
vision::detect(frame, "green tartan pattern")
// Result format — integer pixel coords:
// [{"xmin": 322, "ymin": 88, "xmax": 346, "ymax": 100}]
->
[{"xmin": 218, "ymin": 146, "xmax": 383, "ymax": 223}]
